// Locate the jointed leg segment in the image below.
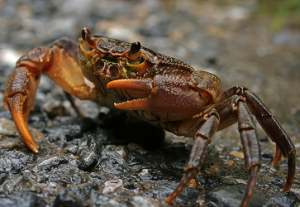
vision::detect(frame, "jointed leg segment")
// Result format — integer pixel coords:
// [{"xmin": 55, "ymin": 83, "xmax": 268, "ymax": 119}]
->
[
  {"xmin": 165, "ymin": 110, "xmax": 220, "ymax": 203},
  {"xmin": 237, "ymin": 100, "xmax": 261, "ymax": 207},
  {"xmin": 218, "ymin": 86, "xmax": 295, "ymax": 191},
  {"xmin": 243, "ymin": 90, "xmax": 295, "ymax": 191},
  {"xmin": 166, "ymin": 86, "xmax": 295, "ymax": 206}
]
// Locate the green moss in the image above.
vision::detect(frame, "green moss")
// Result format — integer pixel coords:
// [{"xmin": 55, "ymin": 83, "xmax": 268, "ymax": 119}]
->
[{"xmin": 255, "ymin": 0, "xmax": 299, "ymax": 31}]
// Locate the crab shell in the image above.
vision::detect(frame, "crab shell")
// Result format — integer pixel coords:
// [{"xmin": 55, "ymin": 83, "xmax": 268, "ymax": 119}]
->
[{"xmin": 78, "ymin": 28, "xmax": 222, "ymax": 122}]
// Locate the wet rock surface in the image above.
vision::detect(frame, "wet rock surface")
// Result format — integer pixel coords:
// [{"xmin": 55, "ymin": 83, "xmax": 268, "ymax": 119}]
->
[
  {"xmin": 0, "ymin": 191, "xmax": 47, "ymax": 207},
  {"xmin": 0, "ymin": 0, "xmax": 299, "ymax": 206}
]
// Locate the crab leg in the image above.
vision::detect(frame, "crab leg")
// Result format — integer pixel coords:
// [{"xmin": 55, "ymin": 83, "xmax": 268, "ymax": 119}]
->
[
  {"xmin": 217, "ymin": 86, "xmax": 296, "ymax": 192},
  {"xmin": 209, "ymin": 95, "xmax": 262, "ymax": 207},
  {"xmin": 4, "ymin": 40, "xmax": 98, "ymax": 153},
  {"xmin": 243, "ymin": 90, "xmax": 296, "ymax": 191},
  {"xmin": 165, "ymin": 110, "xmax": 220, "ymax": 203},
  {"xmin": 236, "ymin": 100, "xmax": 261, "ymax": 207}
]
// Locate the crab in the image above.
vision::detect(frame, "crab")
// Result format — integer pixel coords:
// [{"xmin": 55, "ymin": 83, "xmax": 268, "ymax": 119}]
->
[{"xmin": 4, "ymin": 27, "xmax": 296, "ymax": 207}]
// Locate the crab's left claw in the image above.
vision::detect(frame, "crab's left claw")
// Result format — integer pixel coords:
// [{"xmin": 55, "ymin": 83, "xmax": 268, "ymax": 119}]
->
[
  {"xmin": 5, "ymin": 93, "xmax": 38, "ymax": 153},
  {"xmin": 4, "ymin": 67, "xmax": 40, "ymax": 153}
]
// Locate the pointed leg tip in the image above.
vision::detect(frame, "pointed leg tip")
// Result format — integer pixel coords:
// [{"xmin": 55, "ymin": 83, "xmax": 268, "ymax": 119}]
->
[
  {"xmin": 24, "ymin": 140, "xmax": 39, "ymax": 153},
  {"xmin": 6, "ymin": 93, "xmax": 38, "ymax": 153},
  {"xmin": 282, "ymin": 183, "xmax": 292, "ymax": 192},
  {"xmin": 31, "ymin": 146, "xmax": 39, "ymax": 153},
  {"xmin": 165, "ymin": 196, "xmax": 174, "ymax": 203}
]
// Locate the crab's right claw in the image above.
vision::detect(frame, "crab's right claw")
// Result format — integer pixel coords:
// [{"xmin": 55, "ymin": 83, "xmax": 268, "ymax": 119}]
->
[{"xmin": 4, "ymin": 67, "xmax": 40, "ymax": 153}]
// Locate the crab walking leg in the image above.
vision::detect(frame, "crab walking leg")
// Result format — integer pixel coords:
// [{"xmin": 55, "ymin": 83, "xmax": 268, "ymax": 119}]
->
[
  {"xmin": 243, "ymin": 90, "xmax": 296, "ymax": 191},
  {"xmin": 64, "ymin": 91, "xmax": 84, "ymax": 117},
  {"xmin": 165, "ymin": 110, "xmax": 220, "ymax": 203},
  {"xmin": 216, "ymin": 86, "xmax": 296, "ymax": 192},
  {"xmin": 237, "ymin": 101, "xmax": 261, "ymax": 207},
  {"xmin": 4, "ymin": 43, "xmax": 98, "ymax": 153}
]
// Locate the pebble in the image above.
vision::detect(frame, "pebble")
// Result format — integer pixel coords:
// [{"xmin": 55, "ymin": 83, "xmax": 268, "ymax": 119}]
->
[
  {"xmin": 0, "ymin": 191, "xmax": 47, "ymax": 207},
  {"xmin": 229, "ymin": 151, "xmax": 245, "ymax": 159},
  {"xmin": 139, "ymin": 169, "xmax": 151, "ymax": 179},
  {"xmin": 0, "ymin": 150, "xmax": 31, "ymax": 173},
  {"xmin": 235, "ymin": 179, "xmax": 247, "ymax": 185},
  {"xmin": 102, "ymin": 179, "xmax": 123, "ymax": 194},
  {"xmin": 207, "ymin": 186, "xmax": 266, "ymax": 206},
  {"xmin": 132, "ymin": 196, "xmax": 158, "ymax": 207},
  {"xmin": 78, "ymin": 135, "xmax": 103, "ymax": 171}
]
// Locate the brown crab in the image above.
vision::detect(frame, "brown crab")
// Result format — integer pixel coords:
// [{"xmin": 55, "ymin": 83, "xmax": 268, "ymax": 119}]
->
[{"xmin": 4, "ymin": 28, "xmax": 296, "ymax": 207}]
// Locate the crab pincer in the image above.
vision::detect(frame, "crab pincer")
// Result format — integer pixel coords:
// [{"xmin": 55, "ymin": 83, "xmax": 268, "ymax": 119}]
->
[
  {"xmin": 4, "ymin": 46, "xmax": 56, "ymax": 153},
  {"xmin": 4, "ymin": 69, "xmax": 39, "ymax": 153}
]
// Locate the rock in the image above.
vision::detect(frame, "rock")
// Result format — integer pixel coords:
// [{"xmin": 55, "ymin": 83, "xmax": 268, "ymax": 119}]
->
[
  {"xmin": 71, "ymin": 173, "xmax": 83, "ymax": 185},
  {"xmin": 91, "ymin": 194, "xmax": 125, "ymax": 207},
  {"xmin": 0, "ymin": 191, "xmax": 47, "ymax": 207},
  {"xmin": 0, "ymin": 173, "xmax": 8, "ymax": 185},
  {"xmin": 139, "ymin": 169, "xmax": 152, "ymax": 180},
  {"xmin": 102, "ymin": 179, "xmax": 123, "ymax": 194},
  {"xmin": 43, "ymin": 99, "xmax": 70, "ymax": 118},
  {"xmin": 206, "ymin": 186, "xmax": 266, "ymax": 207},
  {"xmin": 64, "ymin": 144, "xmax": 79, "ymax": 154},
  {"xmin": 78, "ymin": 135, "xmax": 103, "ymax": 171},
  {"xmin": 270, "ymin": 192, "xmax": 300, "ymax": 207},
  {"xmin": 52, "ymin": 189, "xmax": 89, "ymax": 207},
  {"xmin": 131, "ymin": 196, "xmax": 158, "ymax": 207},
  {"xmin": 0, "ymin": 150, "xmax": 32, "ymax": 173},
  {"xmin": 153, "ymin": 182, "xmax": 200, "ymax": 204},
  {"xmin": 96, "ymin": 145, "xmax": 129, "ymax": 175},
  {"xmin": 37, "ymin": 156, "xmax": 68, "ymax": 171}
]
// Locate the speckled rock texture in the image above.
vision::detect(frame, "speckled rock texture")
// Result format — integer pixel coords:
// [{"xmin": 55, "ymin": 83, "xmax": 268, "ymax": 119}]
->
[{"xmin": 0, "ymin": 1, "xmax": 299, "ymax": 206}]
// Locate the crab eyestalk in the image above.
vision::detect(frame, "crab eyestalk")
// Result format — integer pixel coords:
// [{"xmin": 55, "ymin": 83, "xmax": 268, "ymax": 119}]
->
[
  {"xmin": 82, "ymin": 27, "xmax": 96, "ymax": 47},
  {"xmin": 128, "ymin": 41, "xmax": 142, "ymax": 62}
]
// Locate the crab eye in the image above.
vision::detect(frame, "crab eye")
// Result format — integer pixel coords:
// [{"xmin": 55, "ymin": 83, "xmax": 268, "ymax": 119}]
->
[
  {"xmin": 128, "ymin": 41, "xmax": 142, "ymax": 63},
  {"xmin": 198, "ymin": 92, "xmax": 203, "ymax": 97},
  {"xmin": 130, "ymin": 41, "xmax": 141, "ymax": 55},
  {"xmin": 82, "ymin": 29, "xmax": 86, "ymax": 40}
]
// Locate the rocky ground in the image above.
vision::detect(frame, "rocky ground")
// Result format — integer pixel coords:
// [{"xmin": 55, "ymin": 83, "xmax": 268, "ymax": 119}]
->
[{"xmin": 0, "ymin": 0, "xmax": 299, "ymax": 206}]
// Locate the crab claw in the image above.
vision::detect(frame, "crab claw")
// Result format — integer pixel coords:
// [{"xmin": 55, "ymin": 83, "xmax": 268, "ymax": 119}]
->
[
  {"xmin": 5, "ymin": 67, "xmax": 40, "ymax": 153},
  {"xmin": 107, "ymin": 73, "xmax": 211, "ymax": 116},
  {"xmin": 6, "ymin": 94, "xmax": 38, "ymax": 153},
  {"xmin": 107, "ymin": 79, "xmax": 153, "ymax": 92},
  {"xmin": 107, "ymin": 78, "xmax": 157, "ymax": 111}
]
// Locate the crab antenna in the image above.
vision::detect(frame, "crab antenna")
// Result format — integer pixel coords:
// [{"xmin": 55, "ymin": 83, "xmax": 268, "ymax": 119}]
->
[{"xmin": 128, "ymin": 41, "xmax": 141, "ymax": 61}]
